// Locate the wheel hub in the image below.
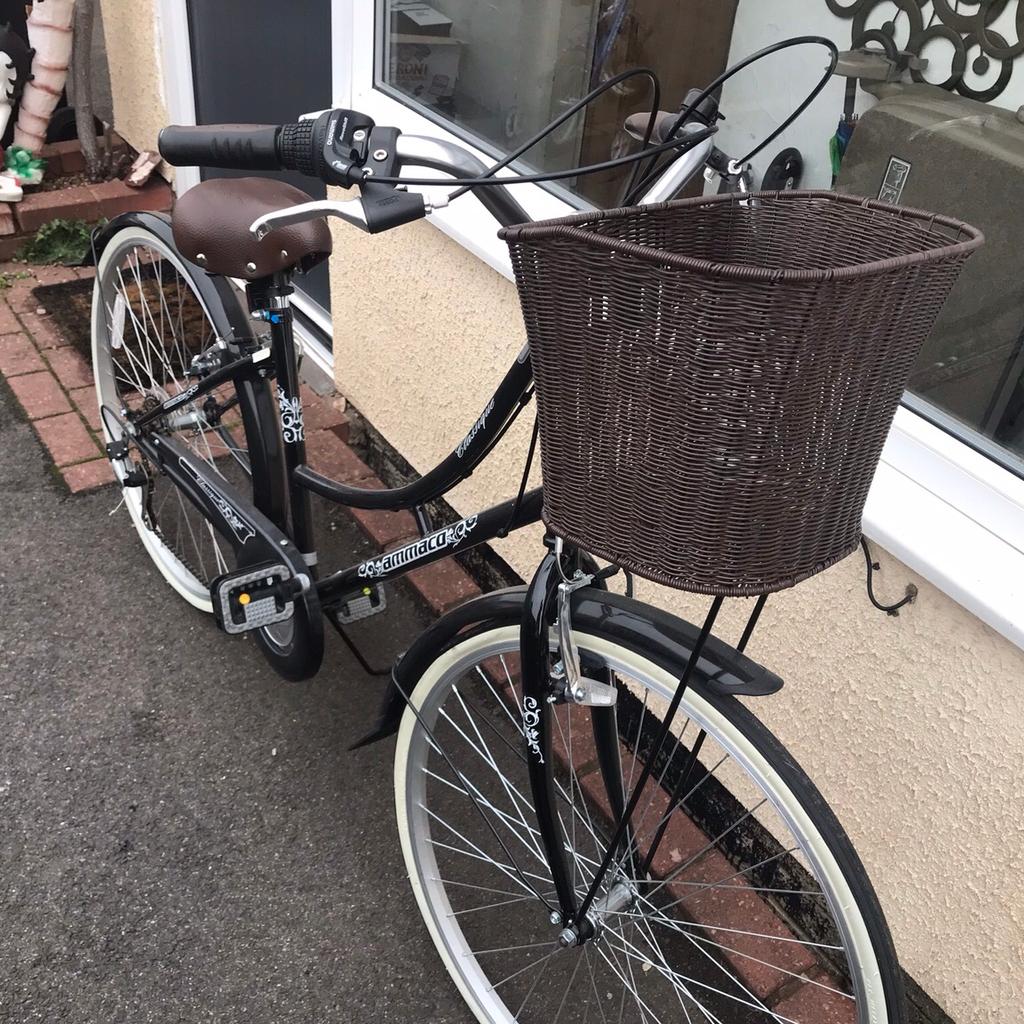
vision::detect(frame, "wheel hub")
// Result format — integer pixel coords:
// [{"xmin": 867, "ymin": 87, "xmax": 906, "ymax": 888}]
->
[{"xmin": 557, "ymin": 880, "xmax": 636, "ymax": 947}]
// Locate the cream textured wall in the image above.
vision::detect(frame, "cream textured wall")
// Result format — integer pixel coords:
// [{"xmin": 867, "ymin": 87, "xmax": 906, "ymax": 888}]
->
[
  {"xmin": 331, "ymin": 217, "xmax": 1024, "ymax": 1024},
  {"xmin": 98, "ymin": 0, "xmax": 168, "ymax": 155}
]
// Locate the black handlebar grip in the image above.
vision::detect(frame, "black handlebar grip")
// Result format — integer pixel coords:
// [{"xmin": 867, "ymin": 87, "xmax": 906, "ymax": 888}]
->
[
  {"xmin": 158, "ymin": 124, "xmax": 282, "ymax": 169},
  {"xmin": 277, "ymin": 121, "xmax": 318, "ymax": 177}
]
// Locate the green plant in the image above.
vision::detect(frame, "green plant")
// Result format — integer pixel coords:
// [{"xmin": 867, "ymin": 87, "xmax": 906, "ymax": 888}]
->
[
  {"xmin": 0, "ymin": 269, "xmax": 33, "ymax": 290},
  {"xmin": 18, "ymin": 218, "xmax": 102, "ymax": 266}
]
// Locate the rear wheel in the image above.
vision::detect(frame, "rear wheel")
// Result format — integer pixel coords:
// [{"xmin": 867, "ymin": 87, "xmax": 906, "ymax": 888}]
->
[
  {"xmin": 92, "ymin": 225, "xmax": 323, "ymax": 678},
  {"xmin": 91, "ymin": 225, "xmax": 322, "ymax": 679},
  {"xmin": 92, "ymin": 224, "xmax": 258, "ymax": 609},
  {"xmin": 395, "ymin": 615, "xmax": 906, "ymax": 1024}
]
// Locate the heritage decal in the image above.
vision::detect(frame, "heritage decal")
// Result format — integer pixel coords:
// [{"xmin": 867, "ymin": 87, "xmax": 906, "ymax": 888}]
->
[
  {"xmin": 276, "ymin": 386, "xmax": 305, "ymax": 443},
  {"xmin": 523, "ymin": 696, "xmax": 545, "ymax": 764},
  {"xmin": 357, "ymin": 514, "xmax": 478, "ymax": 578},
  {"xmin": 178, "ymin": 457, "xmax": 255, "ymax": 546}
]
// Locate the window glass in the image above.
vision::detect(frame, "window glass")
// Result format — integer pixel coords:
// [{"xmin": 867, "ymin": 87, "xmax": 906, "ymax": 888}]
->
[
  {"xmin": 376, "ymin": 1, "xmax": 1024, "ymax": 478},
  {"xmin": 377, "ymin": 0, "xmax": 743, "ymax": 206}
]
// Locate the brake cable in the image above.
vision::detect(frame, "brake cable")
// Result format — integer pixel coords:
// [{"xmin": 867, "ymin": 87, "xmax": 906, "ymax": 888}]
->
[
  {"xmin": 498, "ymin": 415, "xmax": 540, "ymax": 539},
  {"xmin": 446, "ymin": 66, "xmax": 661, "ymax": 202},
  {"xmin": 625, "ymin": 35, "xmax": 840, "ymax": 204}
]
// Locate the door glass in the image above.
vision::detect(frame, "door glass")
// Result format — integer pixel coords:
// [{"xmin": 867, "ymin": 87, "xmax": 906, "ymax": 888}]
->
[
  {"xmin": 187, "ymin": 0, "xmax": 333, "ymax": 321},
  {"xmin": 376, "ymin": 0, "xmax": 741, "ymax": 206}
]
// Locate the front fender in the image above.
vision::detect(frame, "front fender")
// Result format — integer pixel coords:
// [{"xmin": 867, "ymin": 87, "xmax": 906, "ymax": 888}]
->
[{"xmin": 351, "ymin": 585, "xmax": 783, "ymax": 748}]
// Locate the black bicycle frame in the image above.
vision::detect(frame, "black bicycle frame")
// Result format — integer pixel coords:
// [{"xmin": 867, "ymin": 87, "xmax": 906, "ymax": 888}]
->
[
  {"xmin": 111, "ymin": 214, "xmax": 760, "ymax": 951},
  {"xmin": 124, "ymin": 264, "xmax": 693, "ymax": 939},
  {"xmin": 128, "ymin": 270, "xmax": 543, "ymax": 612}
]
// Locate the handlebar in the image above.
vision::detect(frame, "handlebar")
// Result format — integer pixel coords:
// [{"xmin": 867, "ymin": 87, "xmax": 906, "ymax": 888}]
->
[
  {"xmin": 158, "ymin": 123, "xmax": 285, "ymax": 170},
  {"xmin": 159, "ymin": 113, "xmax": 535, "ymax": 232},
  {"xmin": 159, "ymin": 111, "xmax": 715, "ymax": 240},
  {"xmin": 156, "ymin": 38, "xmax": 835, "ymax": 239}
]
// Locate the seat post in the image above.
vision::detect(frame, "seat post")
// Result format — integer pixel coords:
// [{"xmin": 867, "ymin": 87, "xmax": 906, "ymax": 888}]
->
[{"xmin": 248, "ymin": 271, "xmax": 317, "ymax": 570}]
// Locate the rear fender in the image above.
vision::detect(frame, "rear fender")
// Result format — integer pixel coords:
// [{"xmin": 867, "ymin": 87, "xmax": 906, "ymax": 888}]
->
[{"xmin": 88, "ymin": 212, "xmax": 256, "ymax": 348}]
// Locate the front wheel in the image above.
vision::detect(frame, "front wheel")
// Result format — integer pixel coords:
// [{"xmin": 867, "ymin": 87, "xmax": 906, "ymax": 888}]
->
[{"xmin": 394, "ymin": 612, "xmax": 905, "ymax": 1024}]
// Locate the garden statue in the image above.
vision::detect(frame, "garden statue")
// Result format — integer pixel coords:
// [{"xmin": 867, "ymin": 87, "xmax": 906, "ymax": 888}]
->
[
  {"xmin": 14, "ymin": 0, "xmax": 76, "ymax": 155},
  {"xmin": 0, "ymin": 21, "xmax": 35, "ymax": 201}
]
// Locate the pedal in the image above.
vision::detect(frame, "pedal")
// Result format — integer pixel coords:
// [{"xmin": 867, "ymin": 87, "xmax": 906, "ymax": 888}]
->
[
  {"xmin": 211, "ymin": 562, "xmax": 296, "ymax": 635},
  {"xmin": 330, "ymin": 582, "xmax": 387, "ymax": 625}
]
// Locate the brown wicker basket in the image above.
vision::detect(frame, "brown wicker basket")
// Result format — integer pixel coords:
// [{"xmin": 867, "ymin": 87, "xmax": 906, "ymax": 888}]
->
[{"xmin": 501, "ymin": 190, "xmax": 982, "ymax": 596}]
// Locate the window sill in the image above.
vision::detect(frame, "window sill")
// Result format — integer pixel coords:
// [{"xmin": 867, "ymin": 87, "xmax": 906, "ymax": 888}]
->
[
  {"xmin": 346, "ymin": 75, "xmax": 1024, "ymax": 652},
  {"xmin": 865, "ymin": 410, "xmax": 1024, "ymax": 650}
]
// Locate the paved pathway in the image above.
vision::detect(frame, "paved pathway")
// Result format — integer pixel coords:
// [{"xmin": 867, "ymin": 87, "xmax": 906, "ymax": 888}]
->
[{"xmin": 0, "ymin": 380, "xmax": 471, "ymax": 1023}]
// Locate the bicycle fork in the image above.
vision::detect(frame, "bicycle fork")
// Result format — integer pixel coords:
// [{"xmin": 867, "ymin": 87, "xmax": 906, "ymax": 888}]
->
[
  {"xmin": 519, "ymin": 540, "xmax": 636, "ymax": 940},
  {"xmin": 520, "ymin": 539, "xmax": 724, "ymax": 945}
]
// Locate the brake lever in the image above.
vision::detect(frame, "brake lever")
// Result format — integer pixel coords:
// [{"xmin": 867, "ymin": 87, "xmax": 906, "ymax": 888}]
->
[
  {"xmin": 251, "ymin": 198, "xmax": 369, "ymax": 238},
  {"xmin": 250, "ymin": 188, "xmax": 448, "ymax": 239}
]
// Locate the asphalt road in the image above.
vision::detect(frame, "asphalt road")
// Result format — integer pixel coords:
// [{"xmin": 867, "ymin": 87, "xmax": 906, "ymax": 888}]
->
[{"xmin": 0, "ymin": 380, "xmax": 472, "ymax": 1023}]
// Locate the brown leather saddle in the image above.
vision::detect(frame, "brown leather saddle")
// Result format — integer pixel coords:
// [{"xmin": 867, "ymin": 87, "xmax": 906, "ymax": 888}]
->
[{"xmin": 171, "ymin": 176, "xmax": 333, "ymax": 281}]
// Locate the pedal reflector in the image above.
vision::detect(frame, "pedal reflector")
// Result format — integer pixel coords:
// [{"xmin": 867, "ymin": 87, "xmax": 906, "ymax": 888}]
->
[
  {"xmin": 212, "ymin": 563, "xmax": 295, "ymax": 635},
  {"xmin": 332, "ymin": 583, "xmax": 386, "ymax": 625}
]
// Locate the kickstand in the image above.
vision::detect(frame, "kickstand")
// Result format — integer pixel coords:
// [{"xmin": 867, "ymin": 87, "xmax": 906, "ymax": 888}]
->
[{"xmin": 324, "ymin": 605, "xmax": 393, "ymax": 676}]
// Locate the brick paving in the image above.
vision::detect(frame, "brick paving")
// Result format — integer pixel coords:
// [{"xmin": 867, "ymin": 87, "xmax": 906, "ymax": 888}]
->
[
  {"xmin": 1, "ymin": 265, "xmax": 109, "ymax": 487},
  {"xmin": 47, "ymin": 346, "xmax": 94, "ymax": 389},
  {"xmin": 8, "ymin": 369, "xmax": 73, "ymax": 418},
  {"xmin": 0, "ymin": 332, "xmax": 44, "ymax": 376}
]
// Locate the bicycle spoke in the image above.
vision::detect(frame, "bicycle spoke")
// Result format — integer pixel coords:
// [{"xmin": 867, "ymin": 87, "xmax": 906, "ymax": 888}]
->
[
  {"xmin": 581, "ymin": 948, "xmax": 610, "ymax": 1024},
  {"xmin": 656, "ymin": 847, "xmax": 806, "ymax": 916},
  {"xmin": 686, "ymin": 931, "xmax": 853, "ymax": 1000},
  {"xmin": 452, "ymin": 684, "xmax": 545, "ymax": 860},
  {"xmin": 604, "ymin": 927, "xmax": 799, "ymax": 1023},
  {"xmin": 449, "ymin": 893, "xmax": 538, "ymax": 917},
  {"xmin": 422, "ymin": 766, "xmax": 547, "ymax": 868},
  {"xmin": 552, "ymin": 944, "xmax": 585, "ymax": 1024},
  {"xmin": 491, "ymin": 943, "xmax": 560, "ymax": 994},
  {"xmin": 607, "ymin": 747, "xmax": 729, "ymax": 888},
  {"xmin": 644, "ymin": 799, "xmax": 768, "ymax": 901},
  {"xmin": 423, "ymin": 805, "xmax": 553, "ymax": 905},
  {"xmin": 432, "ymin": 710, "xmax": 546, "ymax": 864}
]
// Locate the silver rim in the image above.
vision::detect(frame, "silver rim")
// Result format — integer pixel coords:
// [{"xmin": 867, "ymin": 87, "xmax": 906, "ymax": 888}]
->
[
  {"xmin": 395, "ymin": 625, "xmax": 888, "ymax": 1024},
  {"xmin": 91, "ymin": 227, "xmax": 252, "ymax": 610}
]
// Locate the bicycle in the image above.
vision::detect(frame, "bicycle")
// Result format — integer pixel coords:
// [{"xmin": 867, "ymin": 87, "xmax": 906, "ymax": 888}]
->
[{"xmin": 87, "ymin": 38, "xmax": 981, "ymax": 1024}]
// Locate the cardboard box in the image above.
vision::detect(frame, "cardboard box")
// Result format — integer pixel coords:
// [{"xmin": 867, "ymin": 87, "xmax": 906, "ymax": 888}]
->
[
  {"xmin": 389, "ymin": 34, "xmax": 461, "ymax": 102},
  {"xmin": 390, "ymin": 2, "xmax": 453, "ymax": 38}
]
